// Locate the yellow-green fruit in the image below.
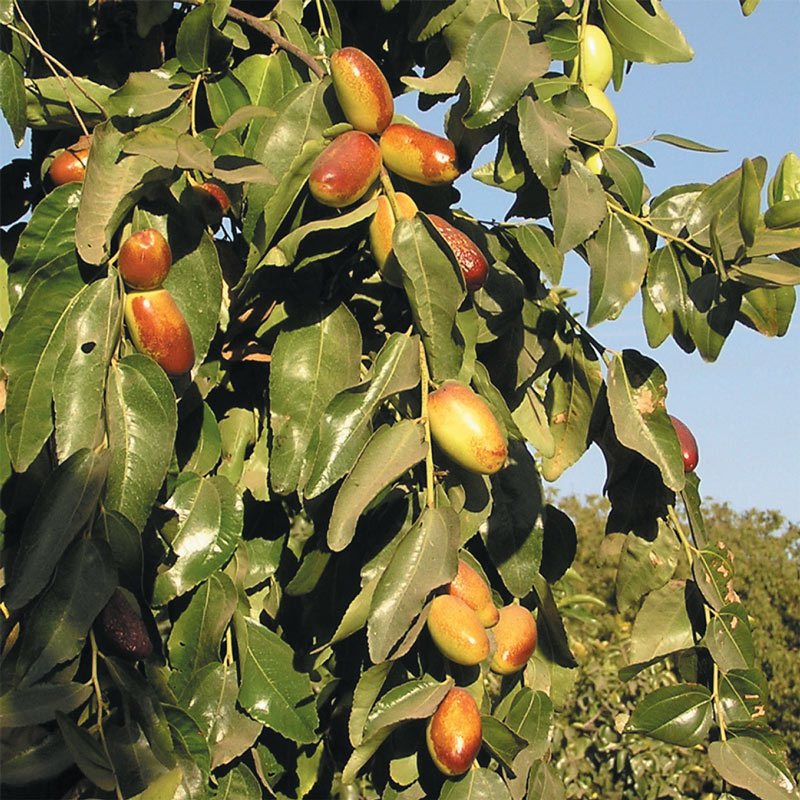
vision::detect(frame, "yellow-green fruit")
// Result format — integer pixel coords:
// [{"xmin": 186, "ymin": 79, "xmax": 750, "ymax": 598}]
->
[
  {"xmin": 380, "ymin": 124, "xmax": 459, "ymax": 186},
  {"xmin": 369, "ymin": 192, "xmax": 418, "ymax": 286},
  {"xmin": 449, "ymin": 559, "xmax": 499, "ymax": 628},
  {"xmin": 490, "ymin": 604, "xmax": 538, "ymax": 675},
  {"xmin": 330, "ymin": 47, "xmax": 394, "ymax": 135},
  {"xmin": 584, "ymin": 147, "xmax": 604, "ymax": 175},
  {"xmin": 427, "ymin": 595, "xmax": 489, "ymax": 666},
  {"xmin": 574, "ymin": 25, "xmax": 613, "ymax": 90},
  {"xmin": 309, "ymin": 131, "xmax": 382, "ymax": 208},
  {"xmin": 426, "ymin": 688, "xmax": 482, "ymax": 776},
  {"xmin": 428, "ymin": 381, "xmax": 507, "ymax": 475},
  {"xmin": 584, "ymin": 86, "xmax": 618, "ymax": 146}
]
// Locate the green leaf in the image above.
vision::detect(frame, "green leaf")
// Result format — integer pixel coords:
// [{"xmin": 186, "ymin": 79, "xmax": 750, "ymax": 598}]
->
[
  {"xmin": 205, "ymin": 70, "xmax": 250, "ymax": 127},
  {"xmin": 5, "ymin": 448, "xmax": 109, "ymax": 611},
  {"xmin": 1, "ymin": 256, "xmax": 83, "ymax": 470},
  {"xmin": 738, "ymin": 157, "xmax": 762, "ymax": 247},
  {"xmin": 55, "ymin": 712, "xmax": 116, "ymax": 791},
  {"xmin": 25, "ymin": 76, "xmax": 111, "ymax": 129},
  {"xmin": 217, "ymin": 407, "xmax": 257, "ymax": 487},
  {"xmin": 0, "ymin": 682, "xmax": 92, "ymax": 728},
  {"xmin": 107, "ymin": 70, "xmax": 190, "ymax": 118},
  {"xmin": 14, "ymin": 538, "xmax": 115, "ymax": 686},
  {"xmin": 441, "ymin": 767, "xmax": 513, "ymax": 800},
  {"xmin": 644, "ymin": 244, "xmax": 692, "ymax": 346},
  {"xmin": 233, "ymin": 614, "xmax": 319, "ymax": 744},
  {"xmin": 177, "ymin": 401, "xmax": 222, "ymax": 476},
  {"xmin": 167, "ymin": 573, "xmax": 238, "ymax": 685},
  {"xmin": 719, "ymin": 669, "xmax": 769, "ymax": 728},
  {"xmin": 732, "ymin": 258, "xmax": 800, "ymax": 287},
  {"xmin": 104, "ymin": 354, "xmax": 178, "ymax": 531},
  {"xmin": 615, "ymin": 520, "xmax": 680, "ymax": 613},
  {"xmin": 152, "ymin": 474, "xmax": 243, "ymax": 605},
  {"xmin": 350, "ymin": 662, "xmax": 393, "ymax": 747},
  {"xmin": 215, "ymin": 763, "xmax": 262, "ymax": 800},
  {"xmin": 598, "ymin": 0, "xmax": 694, "ymax": 64},
  {"xmin": 703, "ymin": 603, "xmax": 754, "ymax": 672},
  {"xmin": 738, "ymin": 285, "xmax": 796, "ymax": 337},
  {"xmin": 505, "ymin": 688, "xmax": 553, "ymax": 760},
  {"xmin": 93, "ymin": 508, "xmax": 143, "ymax": 594},
  {"xmin": 367, "ymin": 506, "xmax": 460, "ymax": 663},
  {"xmin": 606, "ymin": 350, "xmax": 685, "ymax": 492},
  {"xmin": 527, "ymin": 760, "xmax": 565, "ymax": 800},
  {"xmin": 394, "ymin": 216, "xmax": 465, "ymax": 383},
  {"xmin": 586, "ymin": 210, "xmax": 649, "ymax": 325},
  {"xmin": 627, "ymin": 683, "xmax": 712, "ymax": 746},
  {"xmin": 269, "ymin": 302, "xmax": 361, "ymax": 495},
  {"xmin": 653, "ymin": 133, "xmax": 726, "ymax": 153},
  {"xmin": 508, "ymin": 223, "xmax": 564, "ymax": 285},
  {"xmin": 548, "ymin": 160, "xmax": 607, "ymax": 253},
  {"xmin": 362, "ymin": 675, "xmax": 453, "ymax": 743},
  {"xmin": 517, "ymin": 96, "xmax": 571, "ymax": 191},
  {"xmin": 464, "ymin": 15, "xmax": 550, "ymax": 129},
  {"xmin": 328, "ymin": 420, "xmax": 427, "ymax": 552},
  {"xmin": 75, "ymin": 120, "xmax": 170, "ymax": 265},
  {"xmin": 481, "ymin": 716, "xmax": 528, "ymax": 768},
  {"xmin": 164, "ymin": 703, "xmax": 211, "ymax": 776},
  {"xmin": 54, "ymin": 276, "xmax": 121, "ymax": 461},
  {"xmin": 0, "ymin": 36, "xmax": 27, "ymax": 146},
  {"xmin": 304, "ymin": 332, "xmax": 420, "ymax": 498},
  {"xmin": 482, "ymin": 441, "xmax": 543, "ymax": 597},
  {"xmin": 709, "ymin": 737, "xmax": 797, "ymax": 800},
  {"xmin": 175, "ymin": 3, "xmax": 230, "ymax": 73},
  {"xmin": 692, "ymin": 542, "xmax": 735, "ymax": 610},
  {"xmin": 540, "ymin": 335, "xmax": 603, "ymax": 482},
  {"xmin": 601, "ymin": 148, "xmax": 644, "ymax": 215},
  {"xmin": 628, "ymin": 580, "xmax": 694, "ymax": 666}
]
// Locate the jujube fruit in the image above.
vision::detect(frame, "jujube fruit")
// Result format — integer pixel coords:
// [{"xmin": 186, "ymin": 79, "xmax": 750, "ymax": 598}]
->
[
  {"xmin": 125, "ymin": 288, "xmax": 195, "ymax": 376},
  {"xmin": 193, "ymin": 182, "xmax": 231, "ymax": 230},
  {"xmin": 584, "ymin": 85, "xmax": 618, "ymax": 146},
  {"xmin": 570, "ymin": 24, "xmax": 613, "ymax": 90},
  {"xmin": 309, "ymin": 131, "xmax": 382, "ymax": 207},
  {"xmin": 428, "ymin": 381, "xmax": 507, "ymax": 475},
  {"xmin": 369, "ymin": 191, "xmax": 418, "ymax": 286},
  {"xmin": 379, "ymin": 124, "xmax": 459, "ymax": 186},
  {"xmin": 427, "ymin": 594, "xmax": 489, "ymax": 666},
  {"xmin": 426, "ymin": 688, "xmax": 482, "ymax": 776},
  {"xmin": 330, "ymin": 47, "xmax": 394, "ymax": 135},
  {"xmin": 449, "ymin": 559, "xmax": 499, "ymax": 628},
  {"xmin": 428, "ymin": 214, "xmax": 489, "ymax": 292},
  {"xmin": 118, "ymin": 228, "xmax": 172, "ymax": 290},
  {"xmin": 490, "ymin": 604, "xmax": 537, "ymax": 675},
  {"xmin": 49, "ymin": 147, "xmax": 89, "ymax": 185},
  {"xmin": 98, "ymin": 588, "xmax": 153, "ymax": 660},
  {"xmin": 669, "ymin": 414, "xmax": 699, "ymax": 473}
]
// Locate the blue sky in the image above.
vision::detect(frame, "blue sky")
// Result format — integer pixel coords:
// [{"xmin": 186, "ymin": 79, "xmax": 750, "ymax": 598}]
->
[{"xmin": 2, "ymin": 2, "xmax": 798, "ymax": 521}]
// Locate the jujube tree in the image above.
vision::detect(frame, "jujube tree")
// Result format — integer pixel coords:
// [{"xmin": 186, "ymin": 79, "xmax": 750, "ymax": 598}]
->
[{"xmin": 1, "ymin": 1, "xmax": 799, "ymax": 798}]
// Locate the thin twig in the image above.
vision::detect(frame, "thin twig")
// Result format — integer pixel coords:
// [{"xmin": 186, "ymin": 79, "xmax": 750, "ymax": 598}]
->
[
  {"xmin": 180, "ymin": 0, "xmax": 325, "ymax": 79},
  {"xmin": 418, "ymin": 339, "xmax": 435, "ymax": 510}
]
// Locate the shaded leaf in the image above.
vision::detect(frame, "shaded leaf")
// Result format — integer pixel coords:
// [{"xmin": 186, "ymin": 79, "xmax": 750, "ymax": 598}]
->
[
  {"xmin": 518, "ymin": 96, "xmax": 571, "ymax": 191},
  {"xmin": 0, "ymin": 682, "xmax": 92, "ymax": 728},
  {"xmin": 481, "ymin": 716, "xmax": 528, "ymax": 768},
  {"xmin": 628, "ymin": 581, "xmax": 694, "ymax": 666},
  {"xmin": 548, "ymin": 160, "xmax": 607, "ymax": 254},
  {"xmin": 441, "ymin": 767, "xmax": 513, "ymax": 800}
]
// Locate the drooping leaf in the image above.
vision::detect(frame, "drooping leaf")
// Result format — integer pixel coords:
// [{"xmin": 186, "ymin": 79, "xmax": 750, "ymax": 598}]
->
[
  {"xmin": 627, "ymin": 683, "xmax": 713, "ymax": 746},
  {"xmin": 233, "ymin": 614, "xmax": 319, "ymax": 744},
  {"xmin": 628, "ymin": 581, "xmax": 695, "ymax": 667},
  {"xmin": 367, "ymin": 506, "xmax": 460, "ymax": 663},
  {"xmin": 505, "ymin": 688, "xmax": 553, "ymax": 760},
  {"xmin": 55, "ymin": 712, "xmax": 116, "ymax": 792},
  {"xmin": 719, "ymin": 669, "xmax": 769, "ymax": 729},
  {"xmin": 0, "ymin": 34, "xmax": 26, "ymax": 146},
  {"xmin": 25, "ymin": 76, "xmax": 112, "ymax": 129},
  {"xmin": 517, "ymin": 96, "xmax": 571, "ymax": 191},
  {"xmin": 548, "ymin": 160, "xmax": 607, "ymax": 254},
  {"xmin": 601, "ymin": 149, "xmax": 644, "ymax": 215},
  {"xmin": 508, "ymin": 223, "xmax": 564, "ymax": 285},
  {"xmin": 175, "ymin": 3, "xmax": 230, "ymax": 73},
  {"xmin": 703, "ymin": 603, "xmax": 754, "ymax": 672},
  {"xmin": 106, "ymin": 70, "xmax": 191, "ymax": 118},
  {"xmin": 105, "ymin": 354, "xmax": 177, "ymax": 531},
  {"xmin": 481, "ymin": 716, "xmax": 528, "ymax": 768},
  {"xmin": 692, "ymin": 541, "xmax": 735, "ymax": 610},
  {"xmin": 327, "ymin": 420, "xmax": 427, "ymax": 552},
  {"xmin": 0, "ymin": 682, "xmax": 93, "ymax": 728},
  {"xmin": 205, "ymin": 70, "xmax": 250, "ymax": 127},
  {"xmin": 709, "ymin": 737, "xmax": 797, "ymax": 800}
]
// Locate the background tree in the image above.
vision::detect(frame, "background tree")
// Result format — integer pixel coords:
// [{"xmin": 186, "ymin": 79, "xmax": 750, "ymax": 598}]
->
[{"xmin": 1, "ymin": 1, "xmax": 799, "ymax": 799}]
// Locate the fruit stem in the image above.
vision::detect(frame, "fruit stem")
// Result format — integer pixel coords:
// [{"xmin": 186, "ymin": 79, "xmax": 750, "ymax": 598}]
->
[
  {"xmin": 667, "ymin": 504, "xmax": 699, "ymax": 567},
  {"xmin": 380, "ymin": 167, "xmax": 402, "ymax": 222},
  {"xmin": 190, "ymin": 73, "xmax": 202, "ymax": 137},
  {"xmin": 314, "ymin": 0, "xmax": 330, "ymax": 39},
  {"xmin": 418, "ymin": 339, "xmax": 435, "ymax": 510}
]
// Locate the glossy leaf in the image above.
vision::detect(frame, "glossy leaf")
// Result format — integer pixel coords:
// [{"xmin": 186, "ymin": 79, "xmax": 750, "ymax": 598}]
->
[
  {"xmin": 627, "ymin": 683, "xmax": 712, "ymax": 746},
  {"xmin": 233, "ymin": 614, "xmax": 319, "ymax": 744},
  {"xmin": 703, "ymin": 603, "xmax": 754, "ymax": 671},
  {"xmin": 719, "ymin": 669, "xmax": 769, "ymax": 728},
  {"xmin": 628, "ymin": 581, "xmax": 694, "ymax": 666},
  {"xmin": 441, "ymin": 768, "xmax": 513, "ymax": 800},
  {"xmin": 738, "ymin": 157, "xmax": 762, "ymax": 248},
  {"xmin": 599, "ymin": 0, "xmax": 693, "ymax": 64},
  {"xmin": 548, "ymin": 160, "xmax": 607, "ymax": 254},
  {"xmin": 107, "ymin": 70, "xmax": 190, "ymax": 118},
  {"xmin": 601, "ymin": 148, "xmax": 644, "ymax": 215},
  {"xmin": 518, "ymin": 96, "xmax": 571, "ymax": 190},
  {"xmin": 327, "ymin": 420, "xmax": 427, "ymax": 552},
  {"xmin": 732, "ymin": 257, "xmax": 800, "ymax": 287},
  {"xmin": 509, "ymin": 223, "xmax": 564, "ymax": 285},
  {"xmin": 692, "ymin": 542, "xmax": 735, "ymax": 611},
  {"xmin": 586, "ymin": 210, "xmax": 649, "ymax": 325},
  {"xmin": 645, "ymin": 244, "xmax": 692, "ymax": 345},
  {"xmin": 152, "ymin": 474, "xmax": 243, "ymax": 605},
  {"xmin": 606, "ymin": 350, "xmax": 685, "ymax": 492},
  {"xmin": 738, "ymin": 285, "xmax": 795, "ymax": 337},
  {"xmin": 394, "ymin": 216, "xmax": 465, "ymax": 382},
  {"xmin": 14, "ymin": 538, "xmax": 115, "ymax": 685},
  {"xmin": 205, "ymin": 70, "xmax": 250, "ymax": 127},
  {"xmin": 505, "ymin": 688, "xmax": 553, "ymax": 760},
  {"xmin": 215, "ymin": 763, "xmax": 262, "ymax": 800},
  {"xmin": 5, "ymin": 448, "xmax": 109, "ymax": 611},
  {"xmin": 105, "ymin": 354, "xmax": 177, "ymax": 531},
  {"xmin": 269, "ymin": 302, "xmax": 361, "ymax": 495},
  {"xmin": 304, "ymin": 332, "xmax": 420, "ymax": 498},
  {"xmin": 709, "ymin": 737, "xmax": 797, "ymax": 800},
  {"xmin": 1, "ymin": 256, "xmax": 83, "ymax": 471},
  {"xmin": 175, "ymin": 3, "xmax": 230, "ymax": 74},
  {"xmin": 53, "ymin": 276, "xmax": 121, "ymax": 461},
  {"xmin": 93, "ymin": 508, "xmax": 143, "ymax": 594},
  {"xmin": 367, "ymin": 506, "xmax": 460, "ymax": 663}
]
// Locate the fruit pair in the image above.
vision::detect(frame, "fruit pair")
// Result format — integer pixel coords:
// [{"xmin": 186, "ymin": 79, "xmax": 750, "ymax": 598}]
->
[
  {"xmin": 119, "ymin": 228, "xmax": 194, "ymax": 376},
  {"xmin": 369, "ymin": 196, "xmax": 490, "ymax": 291},
  {"xmin": 308, "ymin": 48, "xmax": 459, "ymax": 207}
]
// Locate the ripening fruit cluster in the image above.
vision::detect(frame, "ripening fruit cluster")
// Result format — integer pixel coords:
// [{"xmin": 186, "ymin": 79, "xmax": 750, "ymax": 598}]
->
[
  {"xmin": 314, "ymin": 47, "xmax": 490, "ymax": 292},
  {"xmin": 424, "ymin": 559, "xmax": 538, "ymax": 775},
  {"xmin": 119, "ymin": 228, "xmax": 195, "ymax": 376},
  {"xmin": 567, "ymin": 24, "xmax": 618, "ymax": 174}
]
